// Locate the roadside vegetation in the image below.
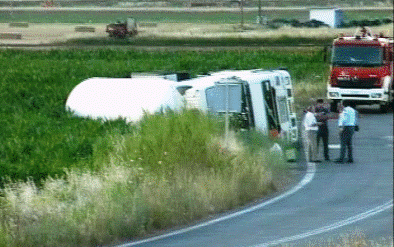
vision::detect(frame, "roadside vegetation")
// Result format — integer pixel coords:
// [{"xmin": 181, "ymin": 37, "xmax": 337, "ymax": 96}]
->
[
  {"xmin": 301, "ymin": 232, "xmax": 393, "ymax": 247},
  {"xmin": 0, "ymin": 109, "xmax": 282, "ymax": 246}
]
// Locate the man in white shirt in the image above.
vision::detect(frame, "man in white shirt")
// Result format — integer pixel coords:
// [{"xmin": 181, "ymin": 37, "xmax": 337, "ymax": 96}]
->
[
  {"xmin": 336, "ymin": 100, "xmax": 358, "ymax": 163},
  {"xmin": 303, "ymin": 106, "xmax": 319, "ymax": 162}
]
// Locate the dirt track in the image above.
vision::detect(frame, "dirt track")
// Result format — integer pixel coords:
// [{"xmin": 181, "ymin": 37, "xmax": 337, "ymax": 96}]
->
[{"xmin": 0, "ymin": 23, "xmax": 108, "ymax": 45}]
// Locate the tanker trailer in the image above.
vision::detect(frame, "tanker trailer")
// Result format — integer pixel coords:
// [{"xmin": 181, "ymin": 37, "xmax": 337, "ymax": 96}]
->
[{"xmin": 65, "ymin": 77, "xmax": 184, "ymax": 122}]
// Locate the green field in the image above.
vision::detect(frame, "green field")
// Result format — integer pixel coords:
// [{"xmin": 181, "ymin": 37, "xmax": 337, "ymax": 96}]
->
[
  {"xmin": 2, "ymin": 10, "xmax": 303, "ymax": 24},
  {"xmin": 0, "ymin": 8, "xmax": 392, "ymax": 24}
]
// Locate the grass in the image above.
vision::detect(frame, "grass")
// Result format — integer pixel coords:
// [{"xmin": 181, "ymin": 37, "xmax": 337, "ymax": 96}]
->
[
  {"xmin": 0, "ymin": 8, "xmax": 392, "ymax": 24},
  {"xmin": 0, "ymin": 9, "xmax": 296, "ymax": 24},
  {"xmin": 300, "ymin": 231, "xmax": 394, "ymax": 247},
  {"xmin": 64, "ymin": 35, "xmax": 335, "ymax": 47},
  {"xmin": 136, "ymin": 22, "xmax": 392, "ymax": 41},
  {"xmin": 0, "ymin": 110, "xmax": 283, "ymax": 247}
]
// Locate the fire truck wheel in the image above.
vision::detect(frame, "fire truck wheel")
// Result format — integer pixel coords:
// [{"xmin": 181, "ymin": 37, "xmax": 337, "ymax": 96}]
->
[{"xmin": 380, "ymin": 103, "xmax": 391, "ymax": 113}]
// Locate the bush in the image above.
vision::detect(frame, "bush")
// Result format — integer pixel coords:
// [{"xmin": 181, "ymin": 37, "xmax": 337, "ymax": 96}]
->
[
  {"xmin": 340, "ymin": 18, "xmax": 392, "ymax": 28},
  {"xmin": 269, "ymin": 19, "xmax": 328, "ymax": 28},
  {"xmin": 269, "ymin": 17, "xmax": 392, "ymax": 29}
]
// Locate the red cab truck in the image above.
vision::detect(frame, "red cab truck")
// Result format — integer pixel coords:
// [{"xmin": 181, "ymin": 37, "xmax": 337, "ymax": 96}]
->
[{"xmin": 327, "ymin": 27, "xmax": 393, "ymax": 112}]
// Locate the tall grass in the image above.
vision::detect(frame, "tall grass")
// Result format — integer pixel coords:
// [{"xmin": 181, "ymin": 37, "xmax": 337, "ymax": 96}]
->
[
  {"xmin": 0, "ymin": 110, "xmax": 281, "ymax": 247},
  {"xmin": 300, "ymin": 231, "xmax": 394, "ymax": 247}
]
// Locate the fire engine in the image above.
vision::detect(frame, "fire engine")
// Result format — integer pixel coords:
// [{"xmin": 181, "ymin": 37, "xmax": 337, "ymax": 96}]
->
[{"xmin": 327, "ymin": 27, "xmax": 393, "ymax": 112}]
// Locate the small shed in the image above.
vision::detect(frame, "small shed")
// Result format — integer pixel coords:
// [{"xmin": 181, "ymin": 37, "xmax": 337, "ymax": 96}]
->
[{"xmin": 309, "ymin": 8, "xmax": 343, "ymax": 28}]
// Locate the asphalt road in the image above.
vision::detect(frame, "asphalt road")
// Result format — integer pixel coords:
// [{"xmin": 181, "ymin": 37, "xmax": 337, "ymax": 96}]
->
[{"xmin": 117, "ymin": 106, "xmax": 393, "ymax": 247}]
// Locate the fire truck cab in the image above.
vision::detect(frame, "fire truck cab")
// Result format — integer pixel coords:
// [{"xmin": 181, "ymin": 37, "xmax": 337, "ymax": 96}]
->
[{"xmin": 327, "ymin": 27, "xmax": 393, "ymax": 112}]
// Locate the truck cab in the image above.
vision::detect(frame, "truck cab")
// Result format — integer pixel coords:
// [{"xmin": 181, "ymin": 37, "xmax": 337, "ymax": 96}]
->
[{"xmin": 180, "ymin": 69, "xmax": 298, "ymax": 143}]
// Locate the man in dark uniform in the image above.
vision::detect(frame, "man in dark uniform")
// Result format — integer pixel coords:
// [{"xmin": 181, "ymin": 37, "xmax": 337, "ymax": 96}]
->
[{"xmin": 315, "ymin": 99, "xmax": 330, "ymax": 161}]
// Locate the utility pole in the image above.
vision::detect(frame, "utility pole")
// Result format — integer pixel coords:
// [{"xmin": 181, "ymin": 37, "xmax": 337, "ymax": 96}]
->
[
  {"xmin": 224, "ymin": 80, "xmax": 230, "ymax": 148},
  {"xmin": 258, "ymin": 0, "xmax": 262, "ymax": 24},
  {"xmin": 240, "ymin": 0, "xmax": 244, "ymax": 28}
]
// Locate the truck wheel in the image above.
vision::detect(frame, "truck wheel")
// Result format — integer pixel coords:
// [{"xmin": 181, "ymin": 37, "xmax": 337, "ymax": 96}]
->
[
  {"xmin": 380, "ymin": 103, "xmax": 391, "ymax": 113},
  {"xmin": 330, "ymin": 101, "xmax": 339, "ymax": 113}
]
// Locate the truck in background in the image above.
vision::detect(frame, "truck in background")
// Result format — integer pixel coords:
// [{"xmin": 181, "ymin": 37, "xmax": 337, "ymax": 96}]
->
[
  {"xmin": 106, "ymin": 17, "xmax": 137, "ymax": 38},
  {"xmin": 327, "ymin": 27, "xmax": 393, "ymax": 112}
]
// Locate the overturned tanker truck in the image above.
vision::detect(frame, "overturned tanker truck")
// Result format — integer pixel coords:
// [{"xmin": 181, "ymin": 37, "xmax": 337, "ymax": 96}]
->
[{"xmin": 66, "ymin": 69, "xmax": 299, "ymax": 157}]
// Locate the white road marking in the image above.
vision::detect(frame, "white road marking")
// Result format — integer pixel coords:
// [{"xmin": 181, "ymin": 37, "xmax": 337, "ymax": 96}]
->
[
  {"xmin": 328, "ymin": 144, "xmax": 340, "ymax": 149},
  {"xmin": 254, "ymin": 200, "xmax": 393, "ymax": 247},
  {"xmin": 383, "ymin": 136, "xmax": 393, "ymax": 148},
  {"xmin": 380, "ymin": 136, "xmax": 393, "ymax": 148},
  {"xmin": 116, "ymin": 163, "xmax": 317, "ymax": 247}
]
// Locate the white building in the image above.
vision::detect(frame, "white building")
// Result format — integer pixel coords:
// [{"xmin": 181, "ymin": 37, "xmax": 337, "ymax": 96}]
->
[{"xmin": 310, "ymin": 8, "xmax": 344, "ymax": 28}]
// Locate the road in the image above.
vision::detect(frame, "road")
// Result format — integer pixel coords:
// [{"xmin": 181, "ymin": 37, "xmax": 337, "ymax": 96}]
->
[{"xmin": 117, "ymin": 106, "xmax": 393, "ymax": 247}]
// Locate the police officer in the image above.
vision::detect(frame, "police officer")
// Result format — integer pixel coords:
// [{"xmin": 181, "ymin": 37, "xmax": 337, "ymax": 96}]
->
[{"xmin": 335, "ymin": 100, "xmax": 358, "ymax": 163}]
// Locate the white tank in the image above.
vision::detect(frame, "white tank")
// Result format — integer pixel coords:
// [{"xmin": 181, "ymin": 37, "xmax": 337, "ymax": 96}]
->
[{"xmin": 65, "ymin": 77, "xmax": 184, "ymax": 122}]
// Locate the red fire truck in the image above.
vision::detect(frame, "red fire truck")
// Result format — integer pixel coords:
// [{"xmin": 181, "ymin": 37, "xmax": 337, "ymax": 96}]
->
[{"xmin": 327, "ymin": 27, "xmax": 393, "ymax": 112}]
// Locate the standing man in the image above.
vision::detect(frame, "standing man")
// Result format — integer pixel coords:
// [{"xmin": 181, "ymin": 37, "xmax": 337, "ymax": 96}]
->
[
  {"xmin": 303, "ymin": 105, "xmax": 319, "ymax": 162},
  {"xmin": 336, "ymin": 100, "xmax": 358, "ymax": 163},
  {"xmin": 315, "ymin": 99, "xmax": 330, "ymax": 161}
]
